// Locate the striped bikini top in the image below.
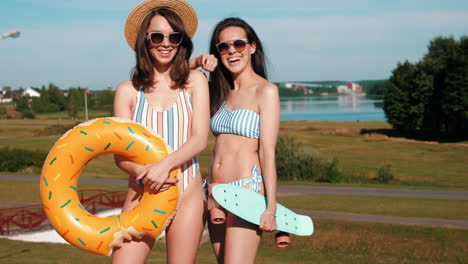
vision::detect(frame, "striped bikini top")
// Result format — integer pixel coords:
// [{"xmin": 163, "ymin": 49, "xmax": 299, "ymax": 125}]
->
[
  {"xmin": 210, "ymin": 102, "xmax": 260, "ymax": 139},
  {"xmin": 133, "ymin": 88, "xmax": 199, "ymax": 191}
]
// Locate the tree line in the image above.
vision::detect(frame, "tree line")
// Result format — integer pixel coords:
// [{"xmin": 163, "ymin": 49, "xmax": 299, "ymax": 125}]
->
[
  {"xmin": 10, "ymin": 84, "xmax": 114, "ymax": 119},
  {"xmin": 383, "ymin": 36, "xmax": 468, "ymax": 140}
]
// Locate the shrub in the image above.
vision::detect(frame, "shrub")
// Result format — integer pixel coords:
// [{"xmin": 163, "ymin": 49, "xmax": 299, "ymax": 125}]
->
[
  {"xmin": 0, "ymin": 147, "xmax": 47, "ymax": 172},
  {"xmin": 275, "ymin": 135, "xmax": 341, "ymax": 182},
  {"xmin": 318, "ymin": 158, "xmax": 342, "ymax": 183},
  {"xmin": 375, "ymin": 164, "xmax": 395, "ymax": 183},
  {"xmin": 21, "ymin": 109, "xmax": 35, "ymax": 119}
]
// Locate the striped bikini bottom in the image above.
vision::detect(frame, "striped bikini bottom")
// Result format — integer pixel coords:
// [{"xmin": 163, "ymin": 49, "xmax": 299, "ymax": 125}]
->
[
  {"xmin": 205, "ymin": 165, "xmax": 263, "ymax": 224},
  {"xmin": 204, "ymin": 164, "xmax": 263, "ymax": 196}
]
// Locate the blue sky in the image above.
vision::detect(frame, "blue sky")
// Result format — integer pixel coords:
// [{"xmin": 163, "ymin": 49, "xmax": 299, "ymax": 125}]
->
[{"xmin": 1, "ymin": 0, "xmax": 468, "ymax": 90}]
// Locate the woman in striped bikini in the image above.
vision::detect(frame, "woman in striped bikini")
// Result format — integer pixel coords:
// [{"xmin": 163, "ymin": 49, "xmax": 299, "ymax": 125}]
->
[
  {"xmin": 112, "ymin": 1, "xmax": 209, "ymax": 263},
  {"xmin": 206, "ymin": 17, "xmax": 281, "ymax": 263}
]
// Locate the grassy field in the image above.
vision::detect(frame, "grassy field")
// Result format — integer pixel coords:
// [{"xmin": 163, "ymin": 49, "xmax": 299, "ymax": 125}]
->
[
  {"xmin": 1, "ymin": 118, "xmax": 467, "ymax": 189},
  {"xmin": 279, "ymin": 121, "xmax": 468, "ymax": 189},
  {"xmin": 0, "ymin": 180, "xmax": 126, "ymax": 202},
  {"xmin": 35, "ymin": 110, "xmax": 112, "ymax": 120},
  {"xmin": 1, "ymin": 179, "xmax": 465, "ymax": 221},
  {"xmin": 1, "ymin": 117, "xmax": 467, "ymax": 263},
  {"xmin": 279, "ymin": 194, "xmax": 468, "ymax": 220},
  {"xmin": 1, "ymin": 219, "xmax": 466, "ymax": 264}
]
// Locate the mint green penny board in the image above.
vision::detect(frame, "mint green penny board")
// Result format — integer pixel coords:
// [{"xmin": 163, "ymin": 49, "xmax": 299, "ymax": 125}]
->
[{"xmin": 212, "ymin": 184, "xmax": 314, "ymax": 236}]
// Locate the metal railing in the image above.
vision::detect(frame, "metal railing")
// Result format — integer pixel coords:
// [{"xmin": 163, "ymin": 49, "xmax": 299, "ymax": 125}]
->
[{"xmin": 0, "ymin": 189, "xmax": 127, "ymax": 235}]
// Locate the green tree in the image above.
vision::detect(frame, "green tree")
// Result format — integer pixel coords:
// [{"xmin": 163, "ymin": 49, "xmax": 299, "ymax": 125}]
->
[
  {"xmin": 46, "ymin": 83, "xmax": 66, "ymax": 111},
  {"xmin": 31, "ymin": 96, "xmax": 46, "ymax": 113},
  {"xmin": 384, "ymin": 36, "xmax": 468, "ymax": 139},
  {"xmin": 67, "ymin": 88, "xmax": 82, "ymax": 119},
  {"xmin": 360, "ymin": 80, "xmax": 389, "ymax": 97},
  {"xmin": 383, "ymin": 61, "xmax": 413, "ymax": 132},
  {"xmin": 14, "ymin": 88, "xmax": 29, "ymax": 112},
  {"xmin": 97, "ymin": 89, "xmax": 115, "ymax": 106},
  {"xmin": 31, "ymin": 85, "xmax": 63, "ymax": 113},
  {"xmin": 13, "ymin": 89, "xmax": 35, "ymax": 119}
]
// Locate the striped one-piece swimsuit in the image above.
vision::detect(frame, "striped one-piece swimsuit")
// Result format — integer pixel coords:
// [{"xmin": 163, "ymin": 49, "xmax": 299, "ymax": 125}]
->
[{"xmin": 133, "ymin": 88, "xmax": 199, "ymax": 191}]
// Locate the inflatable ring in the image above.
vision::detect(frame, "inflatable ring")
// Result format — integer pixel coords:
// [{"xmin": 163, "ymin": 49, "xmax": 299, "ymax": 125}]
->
[{"xmin": 40, "ymin": 117, "xmax": 181, "ymax": 256}]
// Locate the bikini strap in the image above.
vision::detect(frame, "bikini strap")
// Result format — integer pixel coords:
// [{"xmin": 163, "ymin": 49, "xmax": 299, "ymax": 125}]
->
[{"xmin": 228, "ymin": 165, "xmax": 263, "ymax": 193}]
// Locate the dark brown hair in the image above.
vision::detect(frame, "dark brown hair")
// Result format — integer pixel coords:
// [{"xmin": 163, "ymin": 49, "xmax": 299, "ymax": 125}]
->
[
  {"xmin": 208, "ymin": 17, "xmax": 267, "ymax": 115},
  {"xmin": 131, "ymin": 8, "xmax": 193, "ymax": 90}
]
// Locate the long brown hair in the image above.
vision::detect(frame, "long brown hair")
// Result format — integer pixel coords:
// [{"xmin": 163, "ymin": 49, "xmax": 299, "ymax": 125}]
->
[
  {"xmin": 209, "ymin": 17, "xmax": 267, "ymax": 115},
  {"xmin": 131, "ymin": 8, "xmax": 193, "ymax": 90}
]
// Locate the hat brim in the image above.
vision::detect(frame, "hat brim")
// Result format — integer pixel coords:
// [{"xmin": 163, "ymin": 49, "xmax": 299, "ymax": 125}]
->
[{"xmin": 125, "ymin": 0, "xmax": 198, "ymax": 50}]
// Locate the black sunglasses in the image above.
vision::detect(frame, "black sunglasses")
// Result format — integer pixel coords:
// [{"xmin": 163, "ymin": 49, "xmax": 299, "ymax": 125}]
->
[
  {"xmin": 147, "ymin": 32, "xmax": 182, "ymax": 46},
  {"xmin": 215, "ymin": 39, "xmax": 249, "ymax": 55}
]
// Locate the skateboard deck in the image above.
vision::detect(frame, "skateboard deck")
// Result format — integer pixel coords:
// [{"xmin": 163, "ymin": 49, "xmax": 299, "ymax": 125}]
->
[{"xmin": 212, "ymin": 184, "xmax": 314, "ymax": 236}]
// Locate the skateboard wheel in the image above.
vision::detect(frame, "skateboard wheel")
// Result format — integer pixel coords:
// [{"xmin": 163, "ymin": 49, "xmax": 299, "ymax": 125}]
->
[
  {"xmin": 275, "ymin": 231, "xmax": 291, "ymax": 248},
  {"xmin": 210, "ymin": 207, "xmax": 226, "ymax": 224}
]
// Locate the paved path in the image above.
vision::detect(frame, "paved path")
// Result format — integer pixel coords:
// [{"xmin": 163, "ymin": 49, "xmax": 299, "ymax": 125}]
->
[
  {"xmin": 2, "ymin": 173, "xmax": 467, "ymax": 230},
  {"xmin": 0, "ymin": 201, "xmax": 38, "ymax": 207},
  {"xmin": 3, "ymin": 202, "xmax": 467, "ymax": 230}
]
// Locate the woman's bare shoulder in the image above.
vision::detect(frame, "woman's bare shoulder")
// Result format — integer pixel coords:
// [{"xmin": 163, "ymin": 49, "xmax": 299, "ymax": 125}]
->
[
  {"xmin": 115, "ymin": 80, "xmax": 138, "ymax": 94},
  {"xmin": 188, "ymin": 69, "xmax": 208, "ymax": 82},
  {"xmin": 257, "ymin": 79, "xmax": 278, "ymax": 98},
  {"xmin": 186, "ymin": 69, "xmax": 208, "ymax": 91}
]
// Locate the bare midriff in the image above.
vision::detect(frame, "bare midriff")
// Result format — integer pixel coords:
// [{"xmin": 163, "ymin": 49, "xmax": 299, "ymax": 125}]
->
[{"xmin": 209, "ymin": 133, "xmax": 262, "ymax": 187}]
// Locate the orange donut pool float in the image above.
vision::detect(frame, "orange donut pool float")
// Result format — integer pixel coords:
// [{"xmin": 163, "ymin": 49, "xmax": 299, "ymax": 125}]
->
[{"xmin": 40, "ymin": 117, "xmax": 180, "ymax": 256}]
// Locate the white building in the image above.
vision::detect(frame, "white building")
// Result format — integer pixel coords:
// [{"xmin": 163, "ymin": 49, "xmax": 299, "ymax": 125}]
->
[
  {"xmin": 337, "ymin": 82, "xmax": 364, "ymax": 94},
  {"xmin": 23, "ymin": 87, "xmax": 40, "ymax": 97},
  {"xmin": 0, "ymin": 89, "xmax": 13, "ymax": 103}
]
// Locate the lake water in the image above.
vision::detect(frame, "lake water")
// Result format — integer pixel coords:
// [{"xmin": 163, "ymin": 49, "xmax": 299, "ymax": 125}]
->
[{"xmin": 281, "ymin": 95, "xmax": 386, "ymax": 122}]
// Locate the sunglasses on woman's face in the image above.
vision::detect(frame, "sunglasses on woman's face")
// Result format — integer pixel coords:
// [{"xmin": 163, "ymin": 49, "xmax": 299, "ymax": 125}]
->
[
  {"xmin": 215, "ymin": 39, "xmax": 249, "ymax": 55},
  {"xmin": 147, "ymin": 32, "xmax": 182, "ymax": 46}
]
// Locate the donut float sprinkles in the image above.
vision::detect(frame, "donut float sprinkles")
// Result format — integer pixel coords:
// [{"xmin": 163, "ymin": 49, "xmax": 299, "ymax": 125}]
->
[{"xmin": 40, "ymin": 117, "xmax": 181, "ymax": 256}]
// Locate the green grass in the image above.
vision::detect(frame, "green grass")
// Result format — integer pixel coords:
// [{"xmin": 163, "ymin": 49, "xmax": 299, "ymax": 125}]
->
[
  {"xmin": 276, "ymin": 180, "xmax": 468, "ymax": 191},
  {"xmin": 1, "ymin": 115, "xmax": 466, "ymax": 263},
  {"xmin": 35, "ymin": 110, "xmax": 112, "ymax": 120},
  {"xmin": 1, "ymin": 179, "xmax": 466, "ymax": 222},
  {"xmin": 279, "ymin": 194, "xmax": 468, "ymax": 220},
  {"xmin": 1, "ymin": 119, "xmax": 467, "ymax": 189},
  {"xmin": 0, "ymin": 180, "xmax": 126, "ymax": 203},
  {"xmin": 279, "ymin": 121, "xmax": 468, "ymax": 189},
  {"xmin": 0, "ymin": 219, "xmax": 466, "ymax": 263}
]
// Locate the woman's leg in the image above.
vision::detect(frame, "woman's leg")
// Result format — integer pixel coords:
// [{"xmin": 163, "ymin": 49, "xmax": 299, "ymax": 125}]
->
[
  {"xmin": 112, "ymin": 177, "xmax": 155, "ymax": 264},
  {"xmin": 223, "ymin": 213, "xmax": 262, "ymax": 264},
  {"xmin": 208, "ymin": 165, "xmax": 265, "ymax": 263},
  {"xmin": 166, "ymin": 173, "xmax": 207, "ymax": 264},
  {"xmin": 208, "ymin": 220, "xmax": 226, "ymax": 263}
]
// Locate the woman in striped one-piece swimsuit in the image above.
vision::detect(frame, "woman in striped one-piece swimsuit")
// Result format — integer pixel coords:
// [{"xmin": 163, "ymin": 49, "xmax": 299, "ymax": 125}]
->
[{"xmin": 112, "ymin": 3, "xmax": 210, "ymax": 264}]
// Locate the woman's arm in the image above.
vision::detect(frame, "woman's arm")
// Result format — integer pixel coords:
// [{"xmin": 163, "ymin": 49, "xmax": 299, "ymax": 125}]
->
[
  {"xmin": 189, "ymin": 54, "xmax": 218, "ymax": 72},
  {"xmin": 258, "ymin": 81, "xmax": 280, "ymax": 232},
  {"xmin": 113, "ymin": 81, "xmax": 148, "ymax": 178},
  {"xmin": 137, "ymin": 70, "xmax": 210, "ymax": 191}
]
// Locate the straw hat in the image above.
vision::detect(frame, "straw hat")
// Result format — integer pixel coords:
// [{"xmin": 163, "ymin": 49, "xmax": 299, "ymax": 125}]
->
[{"xmin": 125, "ymin": 0, "xmax": 198, "ymax": 50}]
